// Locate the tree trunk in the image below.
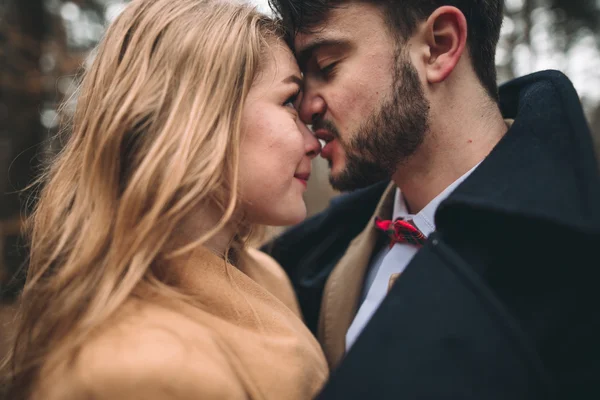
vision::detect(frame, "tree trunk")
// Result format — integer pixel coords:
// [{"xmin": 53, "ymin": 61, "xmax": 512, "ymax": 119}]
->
[{"xmin": 0, "ymin": 0, "xmax": 46, "ymax": 297}]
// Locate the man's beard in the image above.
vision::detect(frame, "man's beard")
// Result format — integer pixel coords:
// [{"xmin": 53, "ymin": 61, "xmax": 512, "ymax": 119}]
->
[{"xmin": 327, "ymin": 51, "xmax": 430, "ymax": 192}]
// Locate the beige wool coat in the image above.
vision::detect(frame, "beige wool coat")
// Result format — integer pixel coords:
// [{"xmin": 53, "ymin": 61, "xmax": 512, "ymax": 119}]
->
[{"xmin": 34, "ymin": 246, "xmax": 328, "ymax": 400}]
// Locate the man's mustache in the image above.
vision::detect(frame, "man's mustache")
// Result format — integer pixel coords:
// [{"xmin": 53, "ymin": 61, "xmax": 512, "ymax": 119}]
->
[{"xmin": 312, "ymin": 118, "xmax": 341, "ymax": 140}]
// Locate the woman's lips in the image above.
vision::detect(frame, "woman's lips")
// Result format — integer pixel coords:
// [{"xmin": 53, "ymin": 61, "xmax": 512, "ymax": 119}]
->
[{"xmin": 294, "ymin": 173, "xmax": 310, "ymax": 188}]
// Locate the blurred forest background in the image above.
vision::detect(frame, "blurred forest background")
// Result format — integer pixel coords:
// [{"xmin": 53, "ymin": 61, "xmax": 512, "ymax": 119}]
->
[{"xmin": 0, "ymin": 0, "xmax": 600, "ymax": 305}]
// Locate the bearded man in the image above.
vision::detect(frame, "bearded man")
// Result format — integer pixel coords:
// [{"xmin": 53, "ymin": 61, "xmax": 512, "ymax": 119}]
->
[{"xmin": 264, "ymin": 0, "xmax": 600, "ymax": 398}]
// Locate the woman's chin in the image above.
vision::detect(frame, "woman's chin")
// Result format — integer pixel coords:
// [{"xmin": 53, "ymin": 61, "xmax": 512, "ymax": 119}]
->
[{"xmin": 268, "ymin": 203, "xmax": 307, "ymax": 227}]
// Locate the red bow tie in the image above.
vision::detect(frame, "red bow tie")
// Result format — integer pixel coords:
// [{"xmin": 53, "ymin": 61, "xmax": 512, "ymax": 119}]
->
[{"xmin": 374, "ymin": 217, "xmax": 427, "ymax": 248}]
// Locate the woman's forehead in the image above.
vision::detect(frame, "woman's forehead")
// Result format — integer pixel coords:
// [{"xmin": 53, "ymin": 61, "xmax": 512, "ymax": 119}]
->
[{"xmin": 256, "ymin": 43, "xmax": 301, "ymax": 85}]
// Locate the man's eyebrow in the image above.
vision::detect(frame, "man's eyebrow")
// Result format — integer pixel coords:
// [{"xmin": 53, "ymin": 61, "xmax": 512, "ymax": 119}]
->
[{"xmin": 296, "ymin": 38, "xmax": 349, "ymax": 69}]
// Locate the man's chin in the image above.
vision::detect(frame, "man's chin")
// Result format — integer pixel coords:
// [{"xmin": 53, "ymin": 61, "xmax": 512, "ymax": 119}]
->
[
  {"xmin": 328, "ymin": 158, "xmax": 390, "ymax": 192},
  {"xmin": 327, "ymin": 164, "xmax": 354, "ymax": 192},
  {"xmin": 329, "ymin": 171, "xmax": 383, "ymax": 192}
]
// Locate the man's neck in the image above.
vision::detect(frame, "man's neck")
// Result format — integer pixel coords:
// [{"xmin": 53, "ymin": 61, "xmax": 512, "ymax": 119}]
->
[{"xmin": 392, "ymin": 103, "xmax": 507, "ymax": 214}]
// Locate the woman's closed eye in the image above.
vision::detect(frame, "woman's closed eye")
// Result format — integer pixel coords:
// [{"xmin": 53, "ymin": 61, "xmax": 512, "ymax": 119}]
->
[{"xmin": 284, "ymin": 89, "xmax": 301, "ymax": 110}]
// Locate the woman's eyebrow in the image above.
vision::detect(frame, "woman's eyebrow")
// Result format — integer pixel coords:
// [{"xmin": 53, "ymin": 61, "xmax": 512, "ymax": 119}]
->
[{"xmin": 282, "ymin": 74, "xmax": 303, "ymax": 88}]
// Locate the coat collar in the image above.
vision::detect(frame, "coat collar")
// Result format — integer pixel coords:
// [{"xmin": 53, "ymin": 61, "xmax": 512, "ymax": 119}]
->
[
  {"xmin": 318, "ymin": 182, "xmax": 396, "ymax": 369},
  {"xmin": 436, "ymin": 70, "xmax": 600, "ymax": 237}
]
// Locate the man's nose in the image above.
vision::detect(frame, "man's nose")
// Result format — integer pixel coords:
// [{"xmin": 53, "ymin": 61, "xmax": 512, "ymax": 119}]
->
[{"xmin": 298, "ymin": 87, "xmax": 326, "ymax": 125}]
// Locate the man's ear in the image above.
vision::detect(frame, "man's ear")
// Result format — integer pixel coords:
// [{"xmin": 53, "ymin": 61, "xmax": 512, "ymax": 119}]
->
[{"xmin": 422, "ymin": 6, "xmax": 467, "ymax": 84}]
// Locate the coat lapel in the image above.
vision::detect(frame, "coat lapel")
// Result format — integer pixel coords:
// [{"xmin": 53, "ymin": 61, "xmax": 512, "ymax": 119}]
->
[{"xmin": 318, "ymin": 182, "xmax": 396, "ymax": 368}]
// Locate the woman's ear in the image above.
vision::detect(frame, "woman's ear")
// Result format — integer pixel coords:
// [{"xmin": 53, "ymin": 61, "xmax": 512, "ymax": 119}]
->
[{"xmin": 422, "ymin": 6, "xmax": 468, "ymax": 84}]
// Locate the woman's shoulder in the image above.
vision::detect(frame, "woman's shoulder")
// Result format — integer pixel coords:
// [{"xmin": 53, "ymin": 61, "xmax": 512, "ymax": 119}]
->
[
  {"xmin": 40, "ymin": 301, "xmax": 246, "ymax": 400},
  {"xmin": 246, "ymin": 247, "xmax": 288, "ymax": 281},
  {"xmin": 244, "ymin": 247, "xmax": 302, "ymax": 317}
]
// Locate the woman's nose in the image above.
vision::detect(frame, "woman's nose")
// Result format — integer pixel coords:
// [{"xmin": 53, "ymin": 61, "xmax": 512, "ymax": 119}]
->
[{"xmin": 300, "ymin": 121, "xmax": 321, "ymax": 159}]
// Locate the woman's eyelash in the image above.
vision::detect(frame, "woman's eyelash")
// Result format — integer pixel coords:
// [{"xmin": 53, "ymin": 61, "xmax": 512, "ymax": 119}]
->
[{"xmin": 284, "ymin": 89, "xmax": 301, "ymax": 107}]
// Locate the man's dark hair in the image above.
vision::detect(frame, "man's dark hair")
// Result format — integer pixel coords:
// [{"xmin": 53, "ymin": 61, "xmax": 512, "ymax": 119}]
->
[{"xmin": 268, "ymin": 0, "xmax": 504, "ymax": 100}]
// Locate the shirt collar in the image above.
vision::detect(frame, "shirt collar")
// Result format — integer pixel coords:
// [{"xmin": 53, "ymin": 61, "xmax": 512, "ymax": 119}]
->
[{"xmin": 392, "ymin": 162, "xmax": 481, "ymax": 237}]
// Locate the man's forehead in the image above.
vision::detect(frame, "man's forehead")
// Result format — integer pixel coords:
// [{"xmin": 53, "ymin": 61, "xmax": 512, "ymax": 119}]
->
[
  {"xmin": 294, "ymin": 30, "xmax": 342, "ymax": 53},
  {"xmin": 292, "ymin": 4, "xmax": 383, "ymax": 52}
]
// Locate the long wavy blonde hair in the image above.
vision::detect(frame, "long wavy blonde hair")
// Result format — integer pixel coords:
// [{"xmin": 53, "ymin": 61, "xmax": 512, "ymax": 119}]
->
[{"xmin": 2, "ymin": 0, "xmax": 282, "ymax": 398}]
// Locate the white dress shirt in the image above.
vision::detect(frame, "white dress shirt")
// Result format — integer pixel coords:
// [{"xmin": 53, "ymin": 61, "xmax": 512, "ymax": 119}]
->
[{"xmin": 345, "ymin": 164, "xmax": 480, "ymax": 351}]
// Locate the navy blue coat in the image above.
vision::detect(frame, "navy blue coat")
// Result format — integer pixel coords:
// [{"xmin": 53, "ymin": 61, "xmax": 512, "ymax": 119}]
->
[{"xmin": 263, "ymin": 70, "xmax": 600, "ymax": 399}]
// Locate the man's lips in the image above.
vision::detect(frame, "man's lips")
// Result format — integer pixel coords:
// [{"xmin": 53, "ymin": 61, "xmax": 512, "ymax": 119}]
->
[
  {"xmin": 314, "ymin": 129, "xmax": 336, "ymax": 160},
  {"xmin": 321, "ymin": 140, "xmax": 336, "ymax": 160},
  {"xmin": 314, "ymin": 129, "xmax": 335, "ymax": 142}
]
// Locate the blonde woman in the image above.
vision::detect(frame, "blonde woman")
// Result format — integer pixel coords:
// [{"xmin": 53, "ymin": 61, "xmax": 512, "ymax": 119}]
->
[{"xmin": 1, "ymin": 0, "xmax": 328, "ymax": 398}]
